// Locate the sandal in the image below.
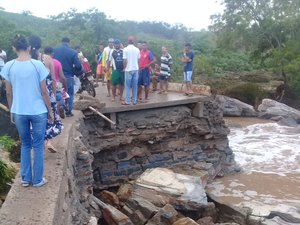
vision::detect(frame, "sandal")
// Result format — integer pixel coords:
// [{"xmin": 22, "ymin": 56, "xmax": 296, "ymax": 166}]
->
[
  {"xmin": 46, "ymin": 143, "xmax": 57, "ymax": 153},
  {"xmin": 121, "ymin": 101, "xmax": 130, "ymax": 105}
]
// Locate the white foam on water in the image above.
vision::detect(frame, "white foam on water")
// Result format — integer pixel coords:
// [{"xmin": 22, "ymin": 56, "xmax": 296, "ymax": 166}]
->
[{"xmin": 228, "ymin": 123, "xmax": 300, "ymax": 174}]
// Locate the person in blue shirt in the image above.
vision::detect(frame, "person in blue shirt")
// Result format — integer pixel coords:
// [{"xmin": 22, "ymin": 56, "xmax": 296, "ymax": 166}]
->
[
  {"xmin": 182, "ymin": 43, "xmax": 194, "ymax": 96},
  {"xmin": 0, "ymin": 34, "xmax": 52, "ymax": 187},
  {"xmin": 53, "ymin": 37, "xmax": 82, "ymax": 117}
]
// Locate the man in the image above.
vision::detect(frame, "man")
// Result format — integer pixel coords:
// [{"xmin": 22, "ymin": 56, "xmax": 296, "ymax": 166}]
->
[
  {"xmin": 158, "ymin": 46, "xmax": 173, "ymax": 94},
  {"xmin": 0, "ymin": 48, "xmax": 7, "ymax": 72},
  {"xmin": 138, "ymin": 41, "xmax": 156, "ymax": 102},
  {"xmin": 95, "ymin": 44, "xmax": 105, "ymax": 87},
  {"xmin": 123, "ymin": 36, "xmax": 140, "ymax": 105},
  {"xmin": 103, "ymin": 38, "xmax": 114, "ymax": 97},
  {"xmin": 109, "ymin": 39, "xmax": 124, "ymax": 102},
  {"xmin": 54, "ymin": 37, "xmax": 82, "ymax": 117},
  {"xmin": 182, "ymin": 43, "xmax": 194, "ymax": 96}
]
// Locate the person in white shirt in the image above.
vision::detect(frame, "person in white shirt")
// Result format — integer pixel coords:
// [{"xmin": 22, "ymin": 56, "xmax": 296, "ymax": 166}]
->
[
  {"xmin": 122, "ymin": 36, "xmax": 140, "ymax": 105},
  {"xmin": 0, "ymin": 48, "xmax": 7, "ymax": 72}
]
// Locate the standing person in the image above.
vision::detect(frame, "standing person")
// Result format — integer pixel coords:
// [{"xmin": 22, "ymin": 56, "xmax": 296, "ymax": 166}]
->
[
  {"xmin": 0, "ymin": 48, "xmax": 7, "ymax": 72},
  {"xmin": 103, "ymin": 38, "xmax": 114, "ymax": 97},
  {"xmin": 138, "ymin": 41, "xmax": 156, "ymax": 102},
  {"xmin": 54, "ymin": 37, "xmax": 82, "ymax": 117},
  {"xmin": 152, "ymin": 63, "xmax": 160, "ymax": 92},
  {"xmin": 109, "ymin": 39, "xmax": 124, "ymax": 102},
  {"xmin": 44, "ymin": 46, "xmax": 68, "ymax": 119},
  {"xmin": 28, "ymin": 35, "xmax": 63, "ymax": 153},
  {"xmin": 122, "ymin": 36, "xmax": 140, "ymax": 105},
  {"xmin": 182, "ymin": 43, "xmax": 194, "ymax": 96},
  {"xmin": 0, "ymin": 34, "xmax": 52, "ymax": 187},
  {"xmin": 158, "ymin": 46, "xmax": 173, "ymax": 94},
  {"xmin": 95, "ymin": 44, "xmax": 105, "ymax": 87}
]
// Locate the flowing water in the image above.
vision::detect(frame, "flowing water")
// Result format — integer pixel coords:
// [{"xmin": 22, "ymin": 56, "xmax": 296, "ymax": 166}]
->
[{"xmin": 207, "ymin": 117, "xmax": 300, "ymax": 221}]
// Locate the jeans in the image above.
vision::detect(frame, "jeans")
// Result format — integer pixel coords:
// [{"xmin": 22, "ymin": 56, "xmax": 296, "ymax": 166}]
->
[
  {"xmin": 66, "ymin": 77, "xmax": 74, "ymax": 113},
  {"xmin": 125, "ymin": 70, "xmax": 139, "ymax": 104},
  {"xmin": 14, "ymin": 113, "xmax": 48, "ymax": 185}
]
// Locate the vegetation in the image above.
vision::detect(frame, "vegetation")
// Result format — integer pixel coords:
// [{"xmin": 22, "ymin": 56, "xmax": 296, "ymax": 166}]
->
[
  {"xmin": 0, "ymin": 135, "xmax": 20, "ymax": 163},
  {"xmin": 0, "ymin": 135, "xmax": 17, "ymax": 193},
  {"xmin": 0, "ymin": 159, "xmax": 15, "ymax": 193},
  {"xmin": 0, "ymin": 1, "xmax": 300, "ymax": 106}
]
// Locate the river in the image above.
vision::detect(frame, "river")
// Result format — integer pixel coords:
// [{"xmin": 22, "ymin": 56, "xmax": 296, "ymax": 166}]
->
[{"xmin": 206, "ymin": 117, "xmax": 300, "ymax": 224}]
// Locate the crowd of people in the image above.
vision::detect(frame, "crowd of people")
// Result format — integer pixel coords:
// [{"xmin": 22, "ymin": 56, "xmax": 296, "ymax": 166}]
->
[
  {"xmin": 95, "ymin": 36, "xmax": 195, "ymax": 105},
  {"xmin": 0, "ymin": 34, "xmax": 194, "ymax": 188}
]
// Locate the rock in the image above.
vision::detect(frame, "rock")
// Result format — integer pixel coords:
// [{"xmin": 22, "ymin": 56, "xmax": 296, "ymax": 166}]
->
[
  {"xmin": 117, "ymin": 183, "xmax": 133, "ymax": 203},
  {"xmin": 172, "ymin": 217, "xmax": 199, "ymax": 225},
  {"xmin": 88, "ymin": 216, "xmax": 98, "ymax": 225},
  {"xmin": 197, "ymin": 216, "xmax": 214, "ymax": 225},
  {"xmin": 73, "ymin": 94, "xmax": 105, "ymax": 111},
  {"xmin": 258, "ymin": 99, "xmax": 300, "ymax": 126},
  {"xmin": 123, "ymin": 197, "xmax": 159, "ymax": 225},
  {"xmin": 133, "ymin": 168, "xmax": 207, "ymax": 211},
  {"xmin": 99, "ymin": 190, "xmax": 120, "ymax": 207},
  {"xmin": 146, "ymin": 204, "xmax": 179, "ymax": 225},
  {"xmin": 91, "ymin": 195, "xmax": 133, "ymax": 225},
  {"xmin": 216, "ymin": 95, "xmax": 258, "ymax": 117},
  {"xmin": 202, "ymin": 202, "xmax": 218, "ymax": 222}
]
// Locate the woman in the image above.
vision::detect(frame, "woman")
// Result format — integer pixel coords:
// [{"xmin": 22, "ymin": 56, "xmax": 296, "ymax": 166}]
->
[
  {"xmin": 0, "ymin": 34, "xmax": 52, "ymax": 187},
  {"xmin": 28, "ymin": 35, "xmax": 63, "ymax": 153}
]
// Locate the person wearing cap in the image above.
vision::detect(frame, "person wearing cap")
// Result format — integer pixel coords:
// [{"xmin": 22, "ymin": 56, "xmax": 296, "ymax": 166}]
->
[
  {"xmin": 109, "ymin": 39, "xmax": 124, "ymax": 102},
  {"xmin": 103, "ymin": 38, "xmax": 114, "ymax": 97},
  {"xmin": 122, "ymin": 36, "xmax": 140, "ymax": 105}
]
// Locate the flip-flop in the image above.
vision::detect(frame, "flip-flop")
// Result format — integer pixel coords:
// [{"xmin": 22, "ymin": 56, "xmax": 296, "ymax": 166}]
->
[{"xmin": 121, "ymin": 101, "xmax": 130, "ymax": 105}]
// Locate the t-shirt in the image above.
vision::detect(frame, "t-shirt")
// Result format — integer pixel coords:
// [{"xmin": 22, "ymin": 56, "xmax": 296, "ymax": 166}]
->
[
  {"xmin": 53, "ymin": 58, "xmax": 62, "ymax": 82},
  {"xmin": 104, "ymin": 46, "xmax": 114, "ymax": 67},
  {"xmin": 96, "ymin": 51, "xmax": 103, "ymax": 65},
  {"xmin": 139, "ymin": 49, "xmax": 154, "ymax": 69},
  {"xmin": 0, "ymin": 59, "xmax": 49, "ymax": 115},
  {"xmin": 0, "ymin": 50, "xmax": 7, "ymax": 67},
  {"xmin": 123, "ymin": 44, "xmax": 140, "ymax": 72},
  {"xmin": 184, "ymin": 50, "xmax": 194, "ymax": 72},
  {"xmin": 111, "ymin": 49, "xmax": 124, "ymax": 71},
  {"xmin": 160, "ymin": 53, "xmax": 173, "ymax": 76}
]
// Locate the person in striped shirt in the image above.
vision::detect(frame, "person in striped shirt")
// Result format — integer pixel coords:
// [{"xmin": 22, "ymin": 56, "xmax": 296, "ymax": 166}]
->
[{"xmin": 158, "ymin": 46, "xmax": 173, "ymax": 94}]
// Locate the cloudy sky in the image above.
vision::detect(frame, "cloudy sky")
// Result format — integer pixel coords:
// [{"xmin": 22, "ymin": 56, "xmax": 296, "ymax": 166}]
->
[{"xmin": 0, "ymin": 0, "xmax": 224, "ymax": 31}]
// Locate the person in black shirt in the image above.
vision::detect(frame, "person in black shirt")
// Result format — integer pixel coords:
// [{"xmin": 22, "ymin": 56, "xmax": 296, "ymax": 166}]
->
[{"xmin": 109, "ymin": 39, "xmax": 124, "ymax": 102}]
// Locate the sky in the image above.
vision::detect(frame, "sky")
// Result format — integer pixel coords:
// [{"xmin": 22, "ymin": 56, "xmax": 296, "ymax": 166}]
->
[{"xmin": 0, "ymin": 0, "xmax": 224, "ymax": 31}]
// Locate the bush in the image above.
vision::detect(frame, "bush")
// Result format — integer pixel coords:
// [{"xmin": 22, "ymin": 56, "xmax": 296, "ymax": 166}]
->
[
  {"xmin": 223, "ymin": 83, "xmax": 267, "ymax": 107},
  {"xmin": 0, "ymin": 135, "xmax": 20, "ymax": 163},
  {"xmin": 0, "ymin": 159, "xmax": 15, "ymax": 193}
]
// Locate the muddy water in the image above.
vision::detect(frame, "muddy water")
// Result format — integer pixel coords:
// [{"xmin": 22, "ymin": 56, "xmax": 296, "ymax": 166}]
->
[{"xmin": 207, "ymin": 117, "xmax": 300, "ymax": 219}]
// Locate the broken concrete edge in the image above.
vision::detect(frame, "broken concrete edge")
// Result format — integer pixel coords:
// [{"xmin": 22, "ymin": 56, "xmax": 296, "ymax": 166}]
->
[{"xmin": 0, "ymin": 110, "xmax": 90, "ymax": 225}]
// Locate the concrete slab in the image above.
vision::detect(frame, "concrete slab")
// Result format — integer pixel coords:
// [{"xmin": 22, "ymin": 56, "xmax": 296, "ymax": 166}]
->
[{"xmin": 93, "ymin": 84, "xmax": 209, "ymax": 114}]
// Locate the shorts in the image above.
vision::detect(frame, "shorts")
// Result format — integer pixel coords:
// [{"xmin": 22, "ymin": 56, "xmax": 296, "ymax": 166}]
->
[
  {"xmin": 111, "ymin": 70, "xmax": 124, "ymax": 86},
  {"xmin": 138, "ymin": 68, "xmax": 151, "ymax": 87},
  {"xmin": 105, "ymin": 67, "xmax": 112, "ymax": 81},
  {"xmin": 159, "ymin": 74, "xmax": 169, "ymax": 81},
  {"xmin": 184, "ymin": 71, "xmax": 193, "ymax": 82},
  {"xmin": 96, "ymin": 64, "xmax": 105, "ymax": 75}
]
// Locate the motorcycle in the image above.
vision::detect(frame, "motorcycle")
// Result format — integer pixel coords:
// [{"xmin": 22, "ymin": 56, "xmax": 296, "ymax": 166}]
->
[{"xmin": 77, "ymin": 71, "xmax": 96, "ymax": 97}]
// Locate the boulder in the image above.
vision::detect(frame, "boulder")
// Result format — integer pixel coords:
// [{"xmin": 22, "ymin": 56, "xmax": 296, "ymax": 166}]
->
[
  {"xmin": 117, "ymin": 183, "xmax": 133, "ymax": 203},
  {"xmin": 73, "ymin": 94, "xmax": 105, "ymax": 111},
  {"xmin": 172, "ymin": 217, "xmax": 199, "ymax": 225},
  {"xmin": 258, "ymin": 99, "xmax": 300, "ymax": 126},
  {"xmin": 99, "ymin": 190, "xmax": 120, "ymax": 208},
  {"xmin": 215, "ymin": 95, "xmax": 258, "ymax": 117},
  {"xmin": 132, "ymin": 168, "xmax": 207, "ymax": 211},
  {"xmin": 146, "ymin": 204, "xmax": 179, "ymax": 225}
]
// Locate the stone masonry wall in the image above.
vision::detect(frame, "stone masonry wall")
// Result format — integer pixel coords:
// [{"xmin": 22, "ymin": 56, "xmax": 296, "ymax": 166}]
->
[{"xmin": 81, "ymin": 97, "xmax": 237, "ymax": 190}]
